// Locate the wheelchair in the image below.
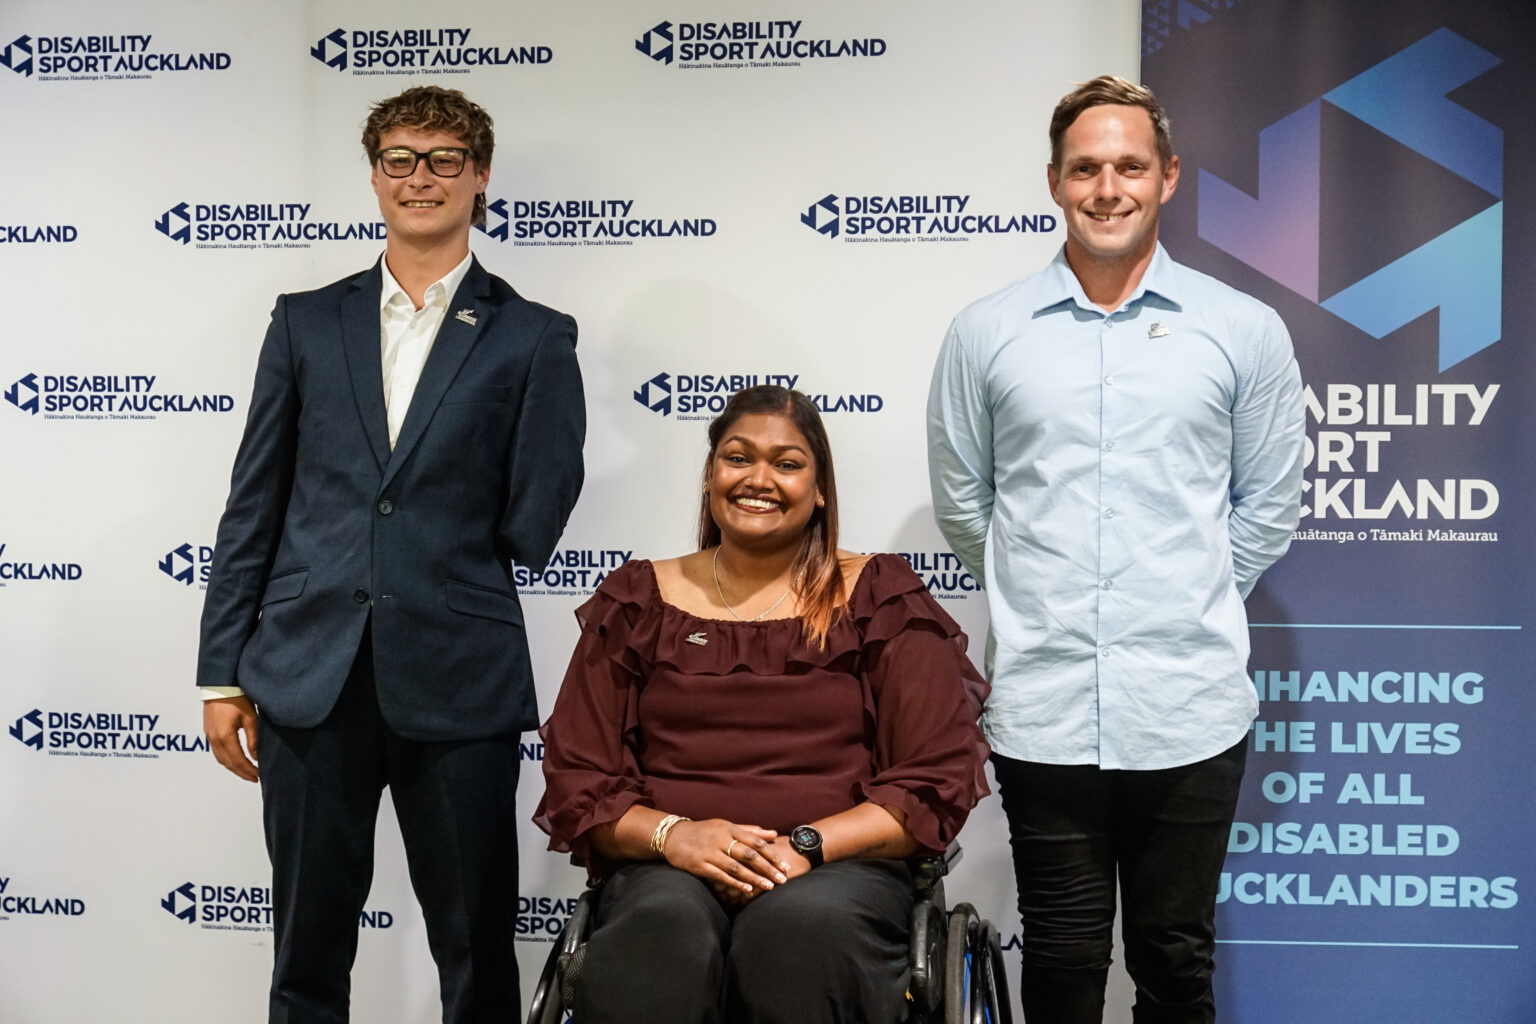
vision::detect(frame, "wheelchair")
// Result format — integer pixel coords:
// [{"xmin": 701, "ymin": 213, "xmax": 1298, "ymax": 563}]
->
[{"xmin": 526, "ymin": 844, "xmax": 1012, "ymax": 1024}]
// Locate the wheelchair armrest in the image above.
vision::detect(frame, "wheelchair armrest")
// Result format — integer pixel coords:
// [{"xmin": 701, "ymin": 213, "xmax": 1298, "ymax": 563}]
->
[
  {"xmin": 912, "ymin": 841, "xmax": 962, "ymax": 895},
  {"xmin": 907, "ymin": 894, "xmax": 947, "ymax": 1016}
]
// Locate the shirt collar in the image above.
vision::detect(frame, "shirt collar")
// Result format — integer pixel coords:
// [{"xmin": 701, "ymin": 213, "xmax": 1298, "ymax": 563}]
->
[
  {"xmin": 378, "ymin": 250, "xmax": 475, "ymax": 314},
  {"xmin": 1033, "ymin": 242, "xmax": 1183, "ymax": 316}
]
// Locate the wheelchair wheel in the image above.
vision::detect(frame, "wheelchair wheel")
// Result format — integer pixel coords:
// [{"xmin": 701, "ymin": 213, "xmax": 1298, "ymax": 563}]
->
[
  {"xmin": 943, "ymin": 903, "xmax": 978, "ymax": 1024},
  {"xmin": 940, "ymin": 902, "xmax": 1013, "ymax": 1024},
  {"xmin": 526, "ymin": 938, "xmax": 566, "ymax": 1024},
  {"xmin": 972, "ymin": 918, "xmax": 1012, "ymax": 1024},
  {"xmin": 524, "ymin": 888, "xmax": 597, "ymax": 1024}
]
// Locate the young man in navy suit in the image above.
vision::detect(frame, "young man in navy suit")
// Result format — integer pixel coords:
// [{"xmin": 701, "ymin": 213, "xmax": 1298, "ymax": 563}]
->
[{"xmin": 197, "ymin": 86, "xmax": 585, "ymax": 1023}]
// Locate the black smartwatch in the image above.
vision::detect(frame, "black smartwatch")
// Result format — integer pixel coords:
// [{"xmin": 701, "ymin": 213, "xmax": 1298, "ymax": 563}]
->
[{"xmin": 789, "ymin": 824, "xmax": 824, "ymax": 867}]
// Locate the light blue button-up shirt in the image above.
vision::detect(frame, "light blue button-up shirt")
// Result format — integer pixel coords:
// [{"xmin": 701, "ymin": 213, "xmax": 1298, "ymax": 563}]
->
[{"xmin": 927, "ymin": 244, "xmax": 1304, "ymax": 770}]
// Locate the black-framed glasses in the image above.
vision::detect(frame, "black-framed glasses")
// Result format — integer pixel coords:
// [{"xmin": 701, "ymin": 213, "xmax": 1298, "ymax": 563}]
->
[{"xmin": 375, "ymin": 147, "xmax": 472, "ymax": 178}]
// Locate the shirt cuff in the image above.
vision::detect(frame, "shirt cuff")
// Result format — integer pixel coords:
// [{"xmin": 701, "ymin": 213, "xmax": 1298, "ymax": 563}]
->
[{"xmin": 199, "ymin": 686, "xmax": 246, "ymax": 701}]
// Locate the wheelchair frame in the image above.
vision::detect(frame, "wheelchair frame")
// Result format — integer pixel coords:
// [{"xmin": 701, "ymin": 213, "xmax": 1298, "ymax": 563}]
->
[{"xmin": 525, "ymin": 845, "xmax": 1012, "ymax": 1024}]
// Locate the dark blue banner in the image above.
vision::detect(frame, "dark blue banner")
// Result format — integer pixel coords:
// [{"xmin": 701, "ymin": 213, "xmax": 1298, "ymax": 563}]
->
[{"xmin": 1144, "ymin": 1, "xmax": 1535, "ymax": 1019}]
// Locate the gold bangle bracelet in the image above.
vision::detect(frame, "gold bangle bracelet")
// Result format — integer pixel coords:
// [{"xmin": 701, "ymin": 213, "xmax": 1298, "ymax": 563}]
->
[
  {"xmin": 659, "ymin": 815, "xmax": 688, "ymax": 853},
  {"xmin": 650, "ymin": 813, "xmax": 689, "ymax": 855}
]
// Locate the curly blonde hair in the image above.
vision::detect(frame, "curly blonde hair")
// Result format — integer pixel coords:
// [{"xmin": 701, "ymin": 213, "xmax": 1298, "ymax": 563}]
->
[{"xmin": 362, "ymin": 86, "xmax": 495, "ymax": 226}]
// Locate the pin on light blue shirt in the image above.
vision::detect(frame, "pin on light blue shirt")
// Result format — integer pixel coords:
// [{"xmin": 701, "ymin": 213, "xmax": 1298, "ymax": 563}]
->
[{"xmin": 927, "ymin": 244, "xmax": 1304, "ymax": 770}]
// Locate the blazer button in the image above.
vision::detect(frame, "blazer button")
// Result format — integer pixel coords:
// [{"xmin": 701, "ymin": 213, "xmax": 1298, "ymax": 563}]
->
[
  {"xmin": 378, "ymin": 499, "xmax": 394, "ymax": 516},
  {"xmin": 353, "ymin": 588, "xmax": 370, "ymax": 603}
]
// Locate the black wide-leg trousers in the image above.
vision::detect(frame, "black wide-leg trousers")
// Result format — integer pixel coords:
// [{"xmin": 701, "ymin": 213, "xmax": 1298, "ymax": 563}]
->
[
  {"xmin": 574, "ymin": 859, "xmax": 916, "ymax": 1024},
  {"xmin": 258, "ymin": 627, "xmax": 522, "ymax": 1024}
]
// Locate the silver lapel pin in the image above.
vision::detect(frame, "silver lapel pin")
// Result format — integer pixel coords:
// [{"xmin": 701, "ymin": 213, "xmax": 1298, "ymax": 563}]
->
[
  {"xmin": 685, "ymin": 631, "xmax": 708, "ymax": 646},
  {"xmin": 454, "ymin": 308, "xmax": 478, "ymax": 326},
  {"xmin": 1147, "ymin": 322, "xmax": 1171, "ymax": 339}
]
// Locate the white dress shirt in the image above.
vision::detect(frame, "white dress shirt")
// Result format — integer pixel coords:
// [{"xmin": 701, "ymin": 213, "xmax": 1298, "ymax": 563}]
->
[{"xmin": 380, "ymin": 251, "xmax": 473, "ymax": 449}]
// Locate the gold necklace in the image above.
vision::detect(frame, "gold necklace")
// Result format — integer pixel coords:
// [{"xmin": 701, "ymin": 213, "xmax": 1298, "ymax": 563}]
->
[{"xmin": 712, "ymin": 548, "xmax": 794, "ymax": 622}]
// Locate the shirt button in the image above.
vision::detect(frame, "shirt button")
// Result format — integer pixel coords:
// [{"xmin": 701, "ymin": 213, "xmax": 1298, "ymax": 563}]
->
[
  {"xmin": 353, "ymin": 588, "xmax": 370, "ymax": 603},
  {"xmin": 1104, "ymin": 508, "xmax": 1117, "ymax": 519},
  {"xmin": 1104, "ymin": 441, "xmax": 1116, "ymax": 451},
  {"xmin": 1101, "ymin": 579, "xmax": 1114, "ymax": 590},
  {"xmin": 378, "ymin": 499, "xmax": 394, "ymax": 516},
  {"xmin": 1104, "ymin": 375, "xmax": 1115, "ymax": 385},
  {"xmin": 1100, "ymin": 647, "xmax": 1112, "ymax": 658},
  {"xmin": 1105, "ymin": 319, "xmax": 1115, "ymax": 328}
]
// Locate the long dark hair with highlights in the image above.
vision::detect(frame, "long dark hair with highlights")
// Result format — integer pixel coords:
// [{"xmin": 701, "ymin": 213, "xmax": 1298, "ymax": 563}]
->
[{"xmin": 697, "ymin": 386, "xmax": 844, "ymax": 649}]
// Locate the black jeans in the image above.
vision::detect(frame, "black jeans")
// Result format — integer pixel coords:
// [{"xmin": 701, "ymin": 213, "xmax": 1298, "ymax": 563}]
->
[{"xmin": 992, "ymin": 739, "xmax": 1247, "ymax": 1024}]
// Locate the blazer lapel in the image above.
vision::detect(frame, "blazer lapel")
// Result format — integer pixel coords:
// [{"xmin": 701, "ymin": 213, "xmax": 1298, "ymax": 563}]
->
[
  {"xmin": 380, "ymin": 257, "xmax": 492, "ymax": 492},
  {"xmin": 340, "ymin": 262, "xmax": 391, "ymax": 473}
]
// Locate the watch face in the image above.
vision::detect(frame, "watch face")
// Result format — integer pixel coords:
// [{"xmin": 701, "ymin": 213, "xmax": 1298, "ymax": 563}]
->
[{"xmin": 790, "ymin": 825, "xmax": 821, "ymax": 851}]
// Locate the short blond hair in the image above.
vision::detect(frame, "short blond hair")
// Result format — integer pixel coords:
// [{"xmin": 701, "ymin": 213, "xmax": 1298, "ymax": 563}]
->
[{"xmin": 1049, "ymin": 75, "xmax": 1173, "ymax": 169}]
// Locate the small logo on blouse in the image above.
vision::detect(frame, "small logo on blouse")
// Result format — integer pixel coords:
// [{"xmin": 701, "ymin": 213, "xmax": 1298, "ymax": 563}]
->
[
  {"xmin": 1147, "ymin": 322, "xmax": 1171, "ymax": 338},
  {"xmin": 684, "ymin": 631, "xmax": 708, "ymax": 646},
  {"xmin": 454, "ymin": 309, "xmax": 478, "ymax": 326}
]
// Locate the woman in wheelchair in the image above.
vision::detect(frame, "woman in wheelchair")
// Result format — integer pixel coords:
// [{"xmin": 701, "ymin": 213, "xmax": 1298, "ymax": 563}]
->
[{"xmin": 534, "ymin": 385, "xmax": 990, "ymax": 1023}]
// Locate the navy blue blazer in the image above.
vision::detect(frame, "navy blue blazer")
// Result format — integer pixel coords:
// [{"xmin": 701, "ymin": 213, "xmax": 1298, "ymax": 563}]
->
[{"xmin": 197, "ymin": 257, "xmax": 585, "ymax": 741}]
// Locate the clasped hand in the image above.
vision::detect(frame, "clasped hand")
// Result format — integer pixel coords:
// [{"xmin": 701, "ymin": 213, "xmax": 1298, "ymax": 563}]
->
[{"xmin": 662, "ymin": 819, "xmax": 807, "ymax": 906}]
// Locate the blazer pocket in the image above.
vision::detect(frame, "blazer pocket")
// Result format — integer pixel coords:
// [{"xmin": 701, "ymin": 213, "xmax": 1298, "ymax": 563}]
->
[
  {"xmin": 442, "ymin": 384, "xmax": 511, "ymax": 405},
  {"xmin": 445, "ymin": 579, "xmax": 523, "ymax": 625},
  {"xmin": 259, "ymin": 569, "xmax": 310, "ymax": 607}
]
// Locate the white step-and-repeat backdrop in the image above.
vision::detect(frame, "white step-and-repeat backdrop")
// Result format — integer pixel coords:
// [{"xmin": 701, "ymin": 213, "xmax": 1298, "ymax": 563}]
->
[
  {"xmin": 0, "ymin": 1, "xmax": 1132, "ymax": 1020},
  {"xmin": 7, "ymin": 1, "xmax": 1531, "ymax": 1022}
]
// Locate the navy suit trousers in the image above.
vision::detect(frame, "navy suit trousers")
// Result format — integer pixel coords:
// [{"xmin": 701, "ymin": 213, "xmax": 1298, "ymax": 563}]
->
[{"xmin": 258, "ymin": 624, "xmax": 522, "ymax": 1024}]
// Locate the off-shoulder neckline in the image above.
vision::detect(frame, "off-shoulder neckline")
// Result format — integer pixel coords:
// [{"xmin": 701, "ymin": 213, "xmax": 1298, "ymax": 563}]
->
[{"xmin": 628, "ymin": 552, "xmax": 891, "ymax": 626}]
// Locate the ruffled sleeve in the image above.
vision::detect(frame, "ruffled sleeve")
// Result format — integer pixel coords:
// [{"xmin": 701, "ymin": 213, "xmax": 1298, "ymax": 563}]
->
[
  {"xmin": 851, "ymin": 554, "xmax": 991, "ymax": 853},
  {"xmin": 532, "ymin": 560, "xmax": 661, "ymax": 859}
]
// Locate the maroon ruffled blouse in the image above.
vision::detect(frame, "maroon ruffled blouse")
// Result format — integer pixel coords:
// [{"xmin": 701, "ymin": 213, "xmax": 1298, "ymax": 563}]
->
[{"xmin": 533, "ymin": 554, "xmax": 990, "ymax": 862}]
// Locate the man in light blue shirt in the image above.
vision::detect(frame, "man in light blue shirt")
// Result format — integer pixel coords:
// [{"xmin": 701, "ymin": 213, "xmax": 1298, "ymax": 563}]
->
[{"xmin": 927, "ymin": 76, "xmax": 1303, "ymax": 1023}]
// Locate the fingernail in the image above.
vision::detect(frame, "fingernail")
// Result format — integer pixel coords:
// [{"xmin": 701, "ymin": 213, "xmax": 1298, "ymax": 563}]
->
[{"xmin": 775, "ymin": 873, "xmax": 787, "ymax": 883}]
